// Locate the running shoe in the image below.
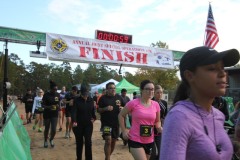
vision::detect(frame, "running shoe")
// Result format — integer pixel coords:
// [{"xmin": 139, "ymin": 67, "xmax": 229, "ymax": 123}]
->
[
  {"xmin": 50, "ymin": 140, "xmax": 54, "ymax": 148},
  {"xmin": 38, "ymin": 128, "xmax": 42, "ymax": 132},
  {"xmin": 44, "ymin": 141, "xmax": 48, "ymax": 148},
  {"xmin": 32, "ymin": 125, "xmax": 36, "ymax": 130},
  {"xmin": 65, "ymin": 132, "xmax": 69, "ymax": 139}
]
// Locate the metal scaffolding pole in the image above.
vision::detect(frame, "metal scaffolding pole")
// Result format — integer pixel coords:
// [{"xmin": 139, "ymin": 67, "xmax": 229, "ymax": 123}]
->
[{"xmin": 2, "ymin": 40, "xmax": 8, "ymax": 124}]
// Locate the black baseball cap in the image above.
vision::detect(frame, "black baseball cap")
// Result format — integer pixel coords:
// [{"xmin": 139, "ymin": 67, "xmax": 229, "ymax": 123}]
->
[
  {"xmin": 180, "ymin": 46, "xmax": 240, "ymax": 78},
  {"xmin": 72, "ymin": 86, "xmax": 78, "ymax": 91},
  {"xmin": 80, "ymin": 85, "xmax": 89, "ymax": 96}
]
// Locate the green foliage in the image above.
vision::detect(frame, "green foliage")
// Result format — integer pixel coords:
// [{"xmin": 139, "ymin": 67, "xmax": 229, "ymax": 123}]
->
[
  {"xmin": 133, "ymin": 68, "xmax": 179, "ymax": 90},
  {"xmin": 151, "ymin": 41, "xmax": 169, "ymax": 49},
  {"xmin": 72, "ymin": 65, "xmax": 83, "ymax": 84}
]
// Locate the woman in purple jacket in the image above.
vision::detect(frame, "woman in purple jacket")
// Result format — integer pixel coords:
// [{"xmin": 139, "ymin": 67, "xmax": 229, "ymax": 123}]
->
[{"xmin": 160, "ymin": 46, "xmax": 239, "ymax": 160}]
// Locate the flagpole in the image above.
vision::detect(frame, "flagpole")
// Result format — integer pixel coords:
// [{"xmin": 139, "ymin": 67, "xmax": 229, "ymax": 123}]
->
[
  {"xmin": 203, "ymin": 2, "xmax": 211, "ymax": 46},
  {"xmin": 203, "ymin": 28, "xmax": 206, "ymax": 46}
]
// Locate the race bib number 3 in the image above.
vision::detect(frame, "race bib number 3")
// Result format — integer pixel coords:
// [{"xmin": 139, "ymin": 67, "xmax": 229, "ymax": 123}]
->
[
  {"xmin": 140, "ymin": 125, "xmax": 153, "ymax": 137},
  {"xmin": 103, "ymin": 126, "xmax": 112, "ymax": 135}
]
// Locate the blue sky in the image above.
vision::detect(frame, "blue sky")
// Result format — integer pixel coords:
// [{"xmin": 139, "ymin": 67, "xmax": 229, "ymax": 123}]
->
[{"xmin": 1, "ymin": 0, "xmax": 240, "ymax": 74}]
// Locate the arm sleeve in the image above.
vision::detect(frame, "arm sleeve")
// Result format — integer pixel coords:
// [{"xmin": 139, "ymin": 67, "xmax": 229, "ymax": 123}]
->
[
  {"xmin": 32, "ymin": 97, "xmax": 36, "ymax": 114},
  {"xmin": 160, "ymin": 110, "xmax": 191, "ymax": 160},
  {"xmin": 125, "ymin": 100, "xmax": 134, "ymax": 112},
  {"xmin": 98, "ymin": 96, "xmax": 104, "ymax": 108},
  {"xmin": 91, "ymin": 100, "xmax": 96, "ymax": 120},
  {"xmin": 71, "ymin": 98, "xmax": 77, "ymax": 123},
  {"xmin": 22, "ymin": 95, "xmax": 26, "ymax": 103},
  {"xmin": 164, "ymin": 101, "xmax": 168, "ymax": 117},
  {"xmin": 155, "ymin": 101, "xmax": 160, "ymax": 112},
  {"xmin": 121, "ymin": 97, "xmax": 125, "ymax": 107},
  {"xmin": 41, "ymin": 94, "xmax": 47, "ymax": 108}
]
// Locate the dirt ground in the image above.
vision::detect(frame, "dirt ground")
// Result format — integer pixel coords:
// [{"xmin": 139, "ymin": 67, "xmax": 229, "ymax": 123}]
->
[{"xmin": 12, "ymin": 100, "xmax": 133, "ymax": 160}]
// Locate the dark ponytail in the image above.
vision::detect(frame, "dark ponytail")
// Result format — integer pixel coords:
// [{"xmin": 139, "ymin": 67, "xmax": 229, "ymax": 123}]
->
[{"xmin": 173, "ymin": 80, "xmax": 189, "ymax": 104}]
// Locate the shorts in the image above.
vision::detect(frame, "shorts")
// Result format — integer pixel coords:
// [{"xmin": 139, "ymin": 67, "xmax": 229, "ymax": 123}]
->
[
  {"xmin": 102, "ymin": 126, "xmax": 119, "ymax": 139},
  {"xmin": 128, "ymin": 139, "xmax": 154, "ymax": 155},
  {"xmin": 25, "ymin": 106, "xmax": 32, "ymax": 113},
  {"xmin": 65, "ymin": 109, "xmax": 71, "ymax": 117},
  {"xmin": 60, "ymin": 108, "xmax": 65, "ymax": 113},
  {"xmin": 34, "ymin": 109, "xmax": 44, "ymax": 114}
]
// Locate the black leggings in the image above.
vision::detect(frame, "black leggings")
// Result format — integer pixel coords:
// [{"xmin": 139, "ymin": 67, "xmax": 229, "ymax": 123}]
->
[
  {"xmin": 73, "ymin": 123, "xmax": 93, "ymax": 160},
  {"xmin": 44, "ymin": 117, "xmax": 58, "ymax": 141}
]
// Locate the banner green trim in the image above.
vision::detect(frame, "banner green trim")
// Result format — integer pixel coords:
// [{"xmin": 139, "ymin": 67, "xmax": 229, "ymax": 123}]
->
[
  {"xmin": 0, "ymin": 26, "xmax": 45, "ymax": 45},
  {"xmin": 0, "ymin": 26, "xmax": 185, "ymax": 60},
  {"xmin": 172, "ymin": 50, "xmax": 185, "ymax": 61}
]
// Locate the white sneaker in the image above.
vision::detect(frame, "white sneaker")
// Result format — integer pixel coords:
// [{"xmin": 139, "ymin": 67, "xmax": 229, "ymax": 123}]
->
[
  {"xmin": 65, "ymin": 132, "xmax": 69, "ymax": 139},
  {"xmin": 50, "ymin": 140, "xmax": 54, "ymax": 148},
  {"xmin": 44, "ymin": 141, "xmax": 48, "ymax": 148}
]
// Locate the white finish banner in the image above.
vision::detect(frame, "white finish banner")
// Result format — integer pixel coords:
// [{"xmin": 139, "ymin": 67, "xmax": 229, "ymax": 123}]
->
[{"xmin": 46, "ymin": 33, "xmax": 174, "ymax": 69}]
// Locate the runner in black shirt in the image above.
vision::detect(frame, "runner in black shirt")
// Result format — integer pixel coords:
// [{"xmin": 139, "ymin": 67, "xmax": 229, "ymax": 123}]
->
[
  {"xmin": 120, "ymin": 88, "xmax": 131, "ymax": 146},
  {"xmin": 22, "ymin": 88, "xmax": 34, "ymax": 124},
  {"xmin": 63, "ymin": 86, "xmax": 78, "ymax": 138},
  {"xmin": 42, "ymin": 80, "xmax": 60, "ymax": 148},
  {"xmin": 72, "ymin": 85, "xmax": 96, "ymax": 160},
  {"xmin": 98, "ymin": 82, "xmax": 124, "ymax": 160},
  {"xmin": 150, "ymin": 85, "xmax": 168, "ymax": 160}
]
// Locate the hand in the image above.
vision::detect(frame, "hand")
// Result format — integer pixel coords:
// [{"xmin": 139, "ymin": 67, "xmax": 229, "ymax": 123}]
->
[
  {"xmin": 106, "ymin": 106, "xmax": 113, "ymax": 111},
  {"xmin": 156, "ymin": 127, "xmax": 163, "ymax": 134},
  {"xmin": 62, "ymin": 99, "xmax": 66, "ymax": 104},
  {"xmin": 91, "ymin": 118, "xmax": 95, "ymax": 123},
  {"xmin": 69, "ymin": 99, "xmax": 74, "ymax": 106},
  {"xmin": 122, "ymin": 129, "xmax": 130, "ymax": 140},
  {"xmin": 72, "ymin": 122, "xmax": 77, "ymax": 127}
]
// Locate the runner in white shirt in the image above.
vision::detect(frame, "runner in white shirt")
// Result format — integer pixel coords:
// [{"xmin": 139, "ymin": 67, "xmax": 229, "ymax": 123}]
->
[{"xmin": 32, "ymin": 89, "xmax": 44, "ymax": 132}]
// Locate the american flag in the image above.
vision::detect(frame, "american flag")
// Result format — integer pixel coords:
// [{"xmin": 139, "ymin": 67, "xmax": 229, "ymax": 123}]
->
[{"xmin": 204, "ymin": 4, "xmax": 219, "ymax": 49}]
